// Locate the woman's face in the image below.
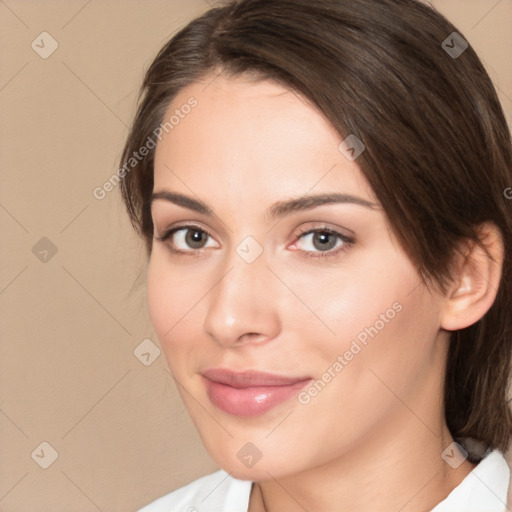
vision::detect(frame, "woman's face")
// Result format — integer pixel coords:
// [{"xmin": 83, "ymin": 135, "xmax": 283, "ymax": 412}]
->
[{"xmin": 148, "ymin": 73, "xmax": 449, "ymax": 480}]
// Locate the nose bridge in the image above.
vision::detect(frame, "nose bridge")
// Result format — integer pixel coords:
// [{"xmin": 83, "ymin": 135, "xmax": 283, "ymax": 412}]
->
[{"xmin": 203, "ymin": 240, "xmax": 280, "ymax": 346}]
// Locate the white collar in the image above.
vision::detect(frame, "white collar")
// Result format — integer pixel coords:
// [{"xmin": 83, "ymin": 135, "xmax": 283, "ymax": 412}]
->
[{"xmin": 430, "ymin": 449, "xmax": 510, "ymax": 511}]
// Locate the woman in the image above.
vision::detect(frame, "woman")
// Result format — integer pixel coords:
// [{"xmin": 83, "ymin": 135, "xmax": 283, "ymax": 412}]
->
[{"xmin": 120, "ymin": 0, "xmax": 512, "ymax": 510}]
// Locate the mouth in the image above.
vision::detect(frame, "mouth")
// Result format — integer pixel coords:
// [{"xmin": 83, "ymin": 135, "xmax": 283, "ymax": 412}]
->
[{"xmin": 201, "ymin": 368, "xmax": 313, "ymax": 417}]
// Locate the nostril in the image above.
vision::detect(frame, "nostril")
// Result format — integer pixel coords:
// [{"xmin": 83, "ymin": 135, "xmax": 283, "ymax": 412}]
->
[{"xmin": 238, "ymin": 332, "xmax": 268, "ymax": 344}]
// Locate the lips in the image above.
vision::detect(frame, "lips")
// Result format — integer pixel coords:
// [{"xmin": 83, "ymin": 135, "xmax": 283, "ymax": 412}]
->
[{"xmin": 201, "ymin": 368, "xmax": 312, "ymax": 416}]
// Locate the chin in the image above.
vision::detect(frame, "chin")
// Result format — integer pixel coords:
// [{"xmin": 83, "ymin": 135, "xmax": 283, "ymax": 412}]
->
[{"xmin": 205, "ymin": 441, "xmax": 300, "ymax": 482}]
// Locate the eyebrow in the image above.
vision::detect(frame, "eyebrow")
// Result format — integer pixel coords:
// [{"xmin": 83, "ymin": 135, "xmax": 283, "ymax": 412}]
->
[{"xmin": 151, "ymin": 190, "xmax": 380, "ymax": 220}]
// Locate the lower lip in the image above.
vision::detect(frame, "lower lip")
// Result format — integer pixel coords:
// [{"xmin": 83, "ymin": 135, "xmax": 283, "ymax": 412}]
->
[{"xmin": 203, "ymin": 377, "xmax": 312, "ymax": 416}]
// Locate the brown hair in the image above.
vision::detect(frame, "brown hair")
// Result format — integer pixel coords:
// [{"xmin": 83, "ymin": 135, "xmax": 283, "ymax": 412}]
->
[{"xmin": 120, "ymin": 0, "xmax": 512, "ymax": 456}]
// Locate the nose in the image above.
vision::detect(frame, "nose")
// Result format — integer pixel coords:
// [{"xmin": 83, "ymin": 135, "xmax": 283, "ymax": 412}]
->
[{"xmin": 203, "ymin": 249, "xmax": 281, "ymax": 348}]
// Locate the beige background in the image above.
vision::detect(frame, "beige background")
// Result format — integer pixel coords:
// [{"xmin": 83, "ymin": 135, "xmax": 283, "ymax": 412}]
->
[{"xmin": 0, "ymin": 1, "xmax": 511, "ymax": 511}]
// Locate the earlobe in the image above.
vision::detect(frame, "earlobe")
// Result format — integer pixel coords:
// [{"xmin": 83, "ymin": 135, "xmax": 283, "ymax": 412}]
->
[{"xmin": 440, "ymin": 222, "xmax": 504, "ymax": 332}]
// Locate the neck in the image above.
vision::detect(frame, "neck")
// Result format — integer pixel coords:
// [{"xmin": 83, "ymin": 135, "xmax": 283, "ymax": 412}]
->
[{"xmin": 250, "ymin": 419, "xmax": 475, "ymax": 512}]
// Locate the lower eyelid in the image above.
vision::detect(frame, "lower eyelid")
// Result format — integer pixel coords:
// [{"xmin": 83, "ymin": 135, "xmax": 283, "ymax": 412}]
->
[{"xmin": 302, "ymin": 242, "xmax": 352, "ymax": 258}]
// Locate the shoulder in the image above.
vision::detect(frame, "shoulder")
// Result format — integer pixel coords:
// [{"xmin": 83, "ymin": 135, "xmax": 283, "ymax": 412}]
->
[
  {"xmin": 431, "ymin": 449, "xmax": 510, "ymax": 512},
  {"xmin": 137, "ymin": 469, "xmax": 253, "ymax": 512}
]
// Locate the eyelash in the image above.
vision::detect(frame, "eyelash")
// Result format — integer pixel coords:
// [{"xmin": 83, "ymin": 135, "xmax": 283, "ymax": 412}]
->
[{"xmin": 154, "ymin": 224, "xmax": 355, "ymax": 259}]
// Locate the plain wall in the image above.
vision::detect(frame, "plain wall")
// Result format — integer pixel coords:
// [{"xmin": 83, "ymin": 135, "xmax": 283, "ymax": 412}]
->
[{"xmin": 0, "ymin": 1, "xmax": 511, "ymax": 511}]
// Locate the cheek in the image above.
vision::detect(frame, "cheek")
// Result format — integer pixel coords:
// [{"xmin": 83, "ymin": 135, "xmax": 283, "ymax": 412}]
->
[
  {"xmin": 279, "ymin": 248, "xmax": 418, "ymax": 363},
  {"xmin": 146, "ymin": 254, "xmax": 199, "ymax": 354},
  {"xmin": 146, "ymin": 256, "xmax": 171, "ymax": 339},
  {"xmin": 146, "ymin": 252, "xmax": 224, "ymax": 381},
  {"xmin": 321, "ymin": 267, "xmax": 441, "ymax": 405},
  {"xmin": 284, "ymin": 246, "xmax": 441, "ymax": 410}
]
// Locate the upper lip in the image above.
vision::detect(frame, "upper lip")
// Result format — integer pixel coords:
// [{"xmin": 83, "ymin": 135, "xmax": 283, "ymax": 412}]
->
[{"xmin": 202, "ymin": 368, "xmax": 312, "ymax": 388}]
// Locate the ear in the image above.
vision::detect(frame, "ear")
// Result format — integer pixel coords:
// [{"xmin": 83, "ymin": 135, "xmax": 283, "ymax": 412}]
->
[{"xmin": 440, "ymin": 222, "xmax": 504, "ymax": 331}]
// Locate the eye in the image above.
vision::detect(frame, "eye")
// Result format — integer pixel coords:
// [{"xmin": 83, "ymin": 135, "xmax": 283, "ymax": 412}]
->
[
  {"xmin": 155, "ymin": 224, "xmax": 218, "ymax": 255},
  {"xmin": 154, "ymin": 223, "xmax": 354, "ymax": 259},
  {"xmin": 291, "ymin": 226, "xmax": 354, "ymax": 258}
]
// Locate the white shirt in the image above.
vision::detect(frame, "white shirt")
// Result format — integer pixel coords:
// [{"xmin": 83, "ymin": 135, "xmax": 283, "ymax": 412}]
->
[{"xmin": 138, "ymin": 450, "xmax": 510, "ymax": 512}]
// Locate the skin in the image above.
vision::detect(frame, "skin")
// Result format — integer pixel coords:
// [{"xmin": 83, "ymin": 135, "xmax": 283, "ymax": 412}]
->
[{"xmin": 147, "ymin": 72, "xmax": 503, "ymax": 512}]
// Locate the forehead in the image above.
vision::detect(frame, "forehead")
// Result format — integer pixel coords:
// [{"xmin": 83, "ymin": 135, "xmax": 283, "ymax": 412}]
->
[{"xmin": 153, "ymin": 73, "xmax": 377, "ymax": 205}]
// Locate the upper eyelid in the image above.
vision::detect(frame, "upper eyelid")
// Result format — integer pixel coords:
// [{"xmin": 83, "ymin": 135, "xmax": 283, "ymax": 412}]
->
[
  {"xmin": 156, "ymin": 220, "xmax": 213, "ymax": 236},
  {"xmin": 295, "ymin": 224, "xmax": 353, "ymax": 237},
  {"xmin": 156, "ymin": 221, "xmax": 350, "ymax": 236},
  {"xmin": 155, "ymin": 223, "xmax": 217, "ymax": 244}
]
